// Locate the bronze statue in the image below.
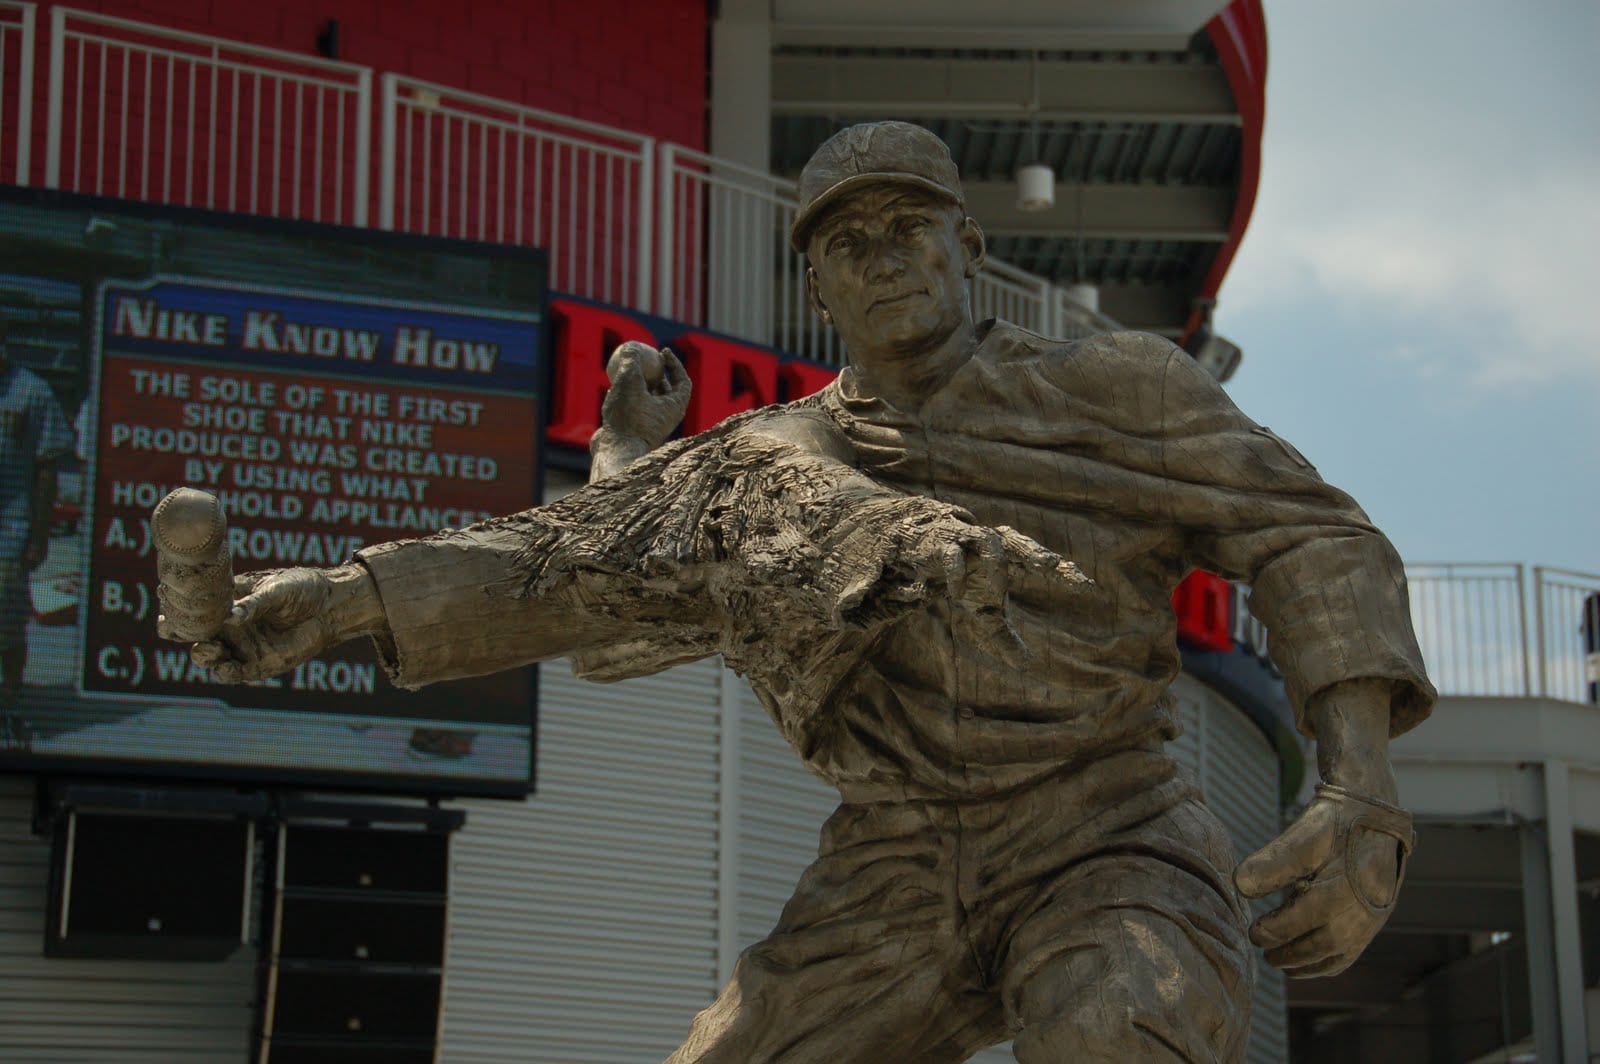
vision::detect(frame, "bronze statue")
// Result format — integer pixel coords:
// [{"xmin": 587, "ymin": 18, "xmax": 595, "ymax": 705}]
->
[{"xmin": 168, "ymin": 122, "xmax": 1433, "ymax": 1062}]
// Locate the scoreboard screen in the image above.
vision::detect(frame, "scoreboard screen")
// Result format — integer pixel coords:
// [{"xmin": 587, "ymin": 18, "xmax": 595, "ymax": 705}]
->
[{"xmin": 0, "ymin": 187, "xmax": 544, "ymax": 796}]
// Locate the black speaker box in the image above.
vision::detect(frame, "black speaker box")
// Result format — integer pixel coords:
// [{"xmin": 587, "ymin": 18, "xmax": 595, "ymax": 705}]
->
[
  {"xmin": 280, "ymin": 825, "xmax": 447, "ymax": 894},
  {"xmin": 277, "ymin": 895, "xmax": 446, "ymax": 966},
  {"xmin": 257, "ymin": 823, "xmax": 450, "ymax": 1064},
  {"xmin": 268, "ymin": 966, "xmax": 443, "ymax": 1039},
  {"xmin": 44, "ymin": 810, "xmax": 252, "ymax": 960}
]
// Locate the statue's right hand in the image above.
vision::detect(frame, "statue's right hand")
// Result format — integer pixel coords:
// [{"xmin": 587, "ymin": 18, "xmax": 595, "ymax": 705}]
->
[
  {"xmin": 602, "ymin": 342, "xmax": 691, "ymax": 447},
  {"xmin": 894, "ymin": 513, "xmax": 1083, "ymax": 610},
  {"xmin": 187, "ymin": 568, "xmax": 336, "ymax": 683}
]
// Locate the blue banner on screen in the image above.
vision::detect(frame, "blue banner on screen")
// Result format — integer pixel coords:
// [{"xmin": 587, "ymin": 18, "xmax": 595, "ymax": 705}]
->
[
  {"xmin": 0, "ymin": 189, "xmax": 544, "ymax": 797},
  {"xmin": 102, "ymin": 279, "xmax": 540, "ymax": 390}
]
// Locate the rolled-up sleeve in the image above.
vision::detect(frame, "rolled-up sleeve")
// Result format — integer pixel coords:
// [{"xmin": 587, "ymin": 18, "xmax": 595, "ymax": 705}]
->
[{"xmin": 1157, "ymin": 348, "xmax": 1435, "ymax": 737}]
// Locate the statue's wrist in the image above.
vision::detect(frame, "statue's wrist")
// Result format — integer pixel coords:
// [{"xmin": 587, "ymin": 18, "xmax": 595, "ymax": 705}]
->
[
  {"xmin": 588, "ymin": 427, "xmax": 653, "ymax": 481},
  {"xmin": 590, "ymin": 425, "xmax": 650, "ymax": 455},
  {"xmin": 1320, "ymin": 750, "xmax": 1399, "ymax": 806},
  {"xmin": 324, "ymin": 563, "xmax": 387, "ymax": 642}
]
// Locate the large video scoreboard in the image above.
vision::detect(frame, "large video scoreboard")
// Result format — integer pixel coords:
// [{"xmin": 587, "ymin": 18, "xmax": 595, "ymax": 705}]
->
[{"xmin": 0, "ymin": 188, "xmax": 544, "ymax": 796}]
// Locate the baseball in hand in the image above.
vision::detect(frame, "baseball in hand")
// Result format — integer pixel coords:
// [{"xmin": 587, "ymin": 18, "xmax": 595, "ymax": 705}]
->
[
  {"xmin": 153, "ymin": 487, "xmax": 235, "ymax": 642},
  {"xmin": 608, "ymin": 340, "xmax": 665, "ymax": 387}
]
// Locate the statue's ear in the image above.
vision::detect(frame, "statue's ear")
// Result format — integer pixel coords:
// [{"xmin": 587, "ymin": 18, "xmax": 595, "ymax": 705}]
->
[
  {"xmin": 961, "ymin": 217, "xmax": 986, "ymax": 279},
  {"xmin": 806, "ymin": 267, "xmax": 833, "ymax": 325}
]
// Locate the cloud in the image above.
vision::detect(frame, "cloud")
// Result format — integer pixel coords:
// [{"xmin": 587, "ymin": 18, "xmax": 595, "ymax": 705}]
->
[{"xmin": 1221, "ymin": 2, "xmax": 1600, "ymax": 397}]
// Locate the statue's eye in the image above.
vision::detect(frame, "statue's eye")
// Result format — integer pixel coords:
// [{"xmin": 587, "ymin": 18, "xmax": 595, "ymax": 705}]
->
[
  {"xmin": 896, "ymin": 217, "xmax": 929, "ymax": 239},
  {"xmin": 827, "ymin": 232, "xmax": 857, "ymax": 255}
]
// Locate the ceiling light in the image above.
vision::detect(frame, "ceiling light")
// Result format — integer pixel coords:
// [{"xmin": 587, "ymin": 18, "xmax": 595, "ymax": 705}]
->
[{"xmin": 1016, "ymin": 162, "xmax": 1054, "ymax": 211}]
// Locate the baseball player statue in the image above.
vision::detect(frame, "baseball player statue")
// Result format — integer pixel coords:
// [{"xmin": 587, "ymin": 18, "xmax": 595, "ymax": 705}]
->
[{"xmin": 165, "ymin": 123, "xmax": 1433, "ymax": 1062}]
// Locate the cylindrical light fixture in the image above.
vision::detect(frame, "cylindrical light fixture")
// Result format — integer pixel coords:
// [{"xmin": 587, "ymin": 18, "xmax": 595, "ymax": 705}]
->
[
  {"xmin": 1063, "ymin": 283, "xmax": 1099, "ymax": 312},
  {"xmin": 1016, "ymin": 162, "xmax": 1055, "ymax": 211}
]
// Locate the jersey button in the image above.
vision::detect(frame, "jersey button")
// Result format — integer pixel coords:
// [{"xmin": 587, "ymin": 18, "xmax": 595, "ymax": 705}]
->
[{"xmin": 958, "ymin": 707, "xmax": 975, "ymax": 720}]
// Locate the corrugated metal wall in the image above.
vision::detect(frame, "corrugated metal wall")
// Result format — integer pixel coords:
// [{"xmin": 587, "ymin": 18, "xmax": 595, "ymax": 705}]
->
[
  {"xmin": 1170, "ymin": 673, "xmax": 1290, "ymax": 1064},
  {"xmin": 0, "ymin": 780, "xmax": 257, "ymax": 1063},
  {"xmin": 441, "ymin": 658, "xmax": 724, "ymax": 1063}
]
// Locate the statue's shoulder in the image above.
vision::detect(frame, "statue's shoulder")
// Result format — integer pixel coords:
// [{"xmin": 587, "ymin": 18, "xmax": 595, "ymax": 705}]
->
[
  {"xmin": 968, "ymin": 321, "xmax": 1216, "ymax": 428},
  {"xmin": 982, "ymin": 320, "xmax": 1175, "ymax": 370}
]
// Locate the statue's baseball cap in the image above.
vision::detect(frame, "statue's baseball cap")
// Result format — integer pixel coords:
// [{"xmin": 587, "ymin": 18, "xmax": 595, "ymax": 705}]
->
[{"xmin": 790, "ymin": 121, "xmax": 964, "ymax": 252}]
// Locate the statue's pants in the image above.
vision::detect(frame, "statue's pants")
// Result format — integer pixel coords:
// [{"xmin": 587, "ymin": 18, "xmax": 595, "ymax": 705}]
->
[{"xmin": 666, "ymin": 746, "xmax": 1254, "ymax": 1063}]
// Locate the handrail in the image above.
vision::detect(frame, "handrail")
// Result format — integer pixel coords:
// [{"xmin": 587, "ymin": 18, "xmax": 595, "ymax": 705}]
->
[
  {"xmin": 379, "ymin": 73, "xmax": 655, "ymax": 311},
  {"xmin": 0, "ymin": 1, "xmax": 35, "ymax": 185},
  {"xmin": 44, "ymin": 5, "xmax": 371, "ymax": 224},
  {"xmin": 44, "ymin": 7, "xmax": 368, "ymax": 74},
  {"xmin": 1405, "ymin": 562, "xmax": 1599, "ymax": 705}
]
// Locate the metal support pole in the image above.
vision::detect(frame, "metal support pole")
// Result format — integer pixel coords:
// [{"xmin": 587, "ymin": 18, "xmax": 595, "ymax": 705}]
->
[
  {"xmin": 715, "ymin": 661, "xmax": 743, "ymax": 987},
  {"xmin": 636, "ymin": 137, "xmax": 654, "ymax": 315},
  {"xmin": 16, "ymin": 2, "xmax": 35, "ymax": 185},
  {"xmin": 377, "ymin": 73, "xmax": 396, "ymax": 230},
  {"xmin": 1516, "ymin": 563, "xmax": 1533, "ymax": 697},
  {"xmin": 1534, "ymin": 565, "xmax": 1548, "ymax": 698},
  {"xmin": 352, "ymin": 68, "xmax": 371, "ymax": 227},
  {"xmin": 657, "ymin": 143, "xmax": 676, "ymax": 321},
  {"xmin": 44, "ymin": 4, "xmax": 64, "ymax": 188}
]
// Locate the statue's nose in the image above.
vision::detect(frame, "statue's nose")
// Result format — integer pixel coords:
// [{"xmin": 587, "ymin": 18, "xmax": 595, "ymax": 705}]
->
[{"xmin": 864, "ymin": 245, "xmax": 907, "ymax": 284}]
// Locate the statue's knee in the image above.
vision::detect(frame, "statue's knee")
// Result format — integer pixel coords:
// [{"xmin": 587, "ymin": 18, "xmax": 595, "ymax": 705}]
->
[{"xmin": 1012, "ymin": 1006, "xmax": 1197, "ymax": 1064}]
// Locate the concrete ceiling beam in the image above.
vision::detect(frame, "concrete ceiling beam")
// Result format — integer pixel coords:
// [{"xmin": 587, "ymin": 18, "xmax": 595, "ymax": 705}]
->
[
  {"xmin": 772, "ymin": 55, "xmax": 1239, "ymax": 124},
  {"xmin": 963, "ymin": 181, "xmax": 1232, "ymax": 241},
  {"xmin": 771, "ymin": 0, "xmax": 1232, "ymax": 51}
]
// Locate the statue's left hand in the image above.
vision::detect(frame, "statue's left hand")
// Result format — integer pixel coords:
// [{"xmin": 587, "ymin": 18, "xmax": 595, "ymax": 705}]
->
[{"xmin": 1234, "ymin": 784, "xmax": 1414, "ymax": 978}]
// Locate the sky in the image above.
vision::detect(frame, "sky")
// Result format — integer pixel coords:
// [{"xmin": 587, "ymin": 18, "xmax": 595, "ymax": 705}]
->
[{"xmin": 1219, "ymin": 0, "xmax": 1600, "ymax": 575}]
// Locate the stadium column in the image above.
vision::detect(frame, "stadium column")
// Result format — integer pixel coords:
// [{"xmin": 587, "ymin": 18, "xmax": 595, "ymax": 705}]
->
[
  {"xmin": 709, "ymin": 0, "xmax": 771, "ymax": 173},
  {"xmin": 1520, "ymin": 759, "xmax": 1587, "ymax": 1062},
  {"xmin": 706, "ymin": 0, "xmax": 774, "ymax": 343}
]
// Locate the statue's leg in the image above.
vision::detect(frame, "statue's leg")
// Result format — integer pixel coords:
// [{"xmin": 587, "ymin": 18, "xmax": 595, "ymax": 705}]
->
[
  {"xmin": 997, "ymin": 797, "xmax": 1254, "ymax": 1063},
  {"xmin": 665, "ymin": 800, "xmax": 1007, "ymax": 1064}
]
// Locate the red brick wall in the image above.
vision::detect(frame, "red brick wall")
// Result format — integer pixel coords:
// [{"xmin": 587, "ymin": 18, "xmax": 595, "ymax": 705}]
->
[
  {"xmin": 8, "ymin": 1, "xmax": 706, "ymax": 304},
  {"xmin": 27, "ymin": 0, "xmax": 705, "ymax": 153}
]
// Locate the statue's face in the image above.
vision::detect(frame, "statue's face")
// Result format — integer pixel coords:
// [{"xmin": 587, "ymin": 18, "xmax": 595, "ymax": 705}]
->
[{"xmin": 806, "ymin": 184, "xmax": 981, "ymax": 363}]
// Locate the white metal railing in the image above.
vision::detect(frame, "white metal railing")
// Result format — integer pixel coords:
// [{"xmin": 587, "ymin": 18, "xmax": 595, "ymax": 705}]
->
[
  {"xmin": 1, "ymin": 1, "xmax": 35, "ymax": 186},
  {"xmin": 972, "ymin": 257, "xmax": 1052, "ymax": 336},
  {"xmin": 1052, "ymin": 286, "xmax": 1126, "ymax": 340},
  {"xmin": 22, "ymin": 7, "xmax": 1118, "ymax": 358},
  {"xmin": 659, "ymin": 143, "xmax": 841, "ymax": 363},
  {"xmin": 20, "ymin": 6, "xmax": 1109, "ymax": 361},
  {"xmin": 1407, "ymin": 563, "xmax": 1531, "ymax": 698},
  {"xmin": 1405, "ymin": 562, "xmax": 1600, "ymax": 704},
  {"xmin": 44, "ymin": 7, "xmax": 371, "ymax": 224},
  {"xmin": 1533, "ymin": 566, "xmax": 1600, "ymax": 704},
  {"xmin": 657, "ymin": 143, "xmax": 1107, "ymax": 367},
  {"xmin": 381, "ymin": 75, "xmax": 654, "ymax": 312}
]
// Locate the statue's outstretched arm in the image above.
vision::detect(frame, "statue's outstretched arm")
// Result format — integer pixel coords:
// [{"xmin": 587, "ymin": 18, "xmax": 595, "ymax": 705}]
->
[{"xmin": 175, "ymin": 408, "xmax": 1085, "ymax": 693}]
